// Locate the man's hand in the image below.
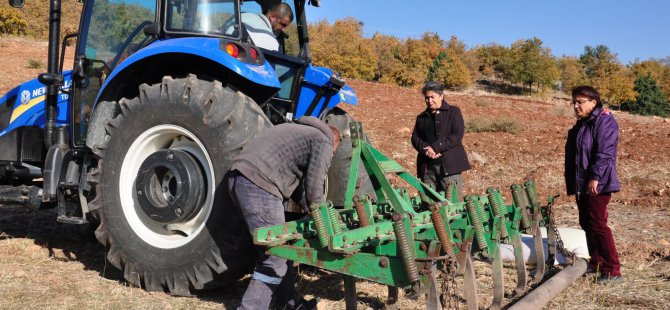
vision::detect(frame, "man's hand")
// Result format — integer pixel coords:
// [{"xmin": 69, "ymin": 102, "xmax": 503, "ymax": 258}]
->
[
  {"xmin": 587, "ymin": 180, "xmax": 599, "ymax": 196},
  {"xmin": 423, "ymin": 146, "xmax": 442, "ymax": 159}
]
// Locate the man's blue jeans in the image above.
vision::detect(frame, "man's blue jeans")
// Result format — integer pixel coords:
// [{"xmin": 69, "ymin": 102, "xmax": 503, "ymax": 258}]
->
[{"xmin": 227, "ymin": 170, "xmax": 297, "ymax": 310}]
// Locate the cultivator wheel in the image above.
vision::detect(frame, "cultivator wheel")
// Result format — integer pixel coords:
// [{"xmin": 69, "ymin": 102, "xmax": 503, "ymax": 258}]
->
[{"xmin": 253, "ymin": 122, "xmax": 585, "ymax": 309}]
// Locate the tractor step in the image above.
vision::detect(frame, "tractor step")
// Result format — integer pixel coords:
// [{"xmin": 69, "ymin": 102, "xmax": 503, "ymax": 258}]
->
[
  {"xmin": 0, "ymin": 185, "xmax": 42, "ymax": 209},
  {"xmin": 56, "ymin": 214, "xmax": 88, "ymax": 224}
]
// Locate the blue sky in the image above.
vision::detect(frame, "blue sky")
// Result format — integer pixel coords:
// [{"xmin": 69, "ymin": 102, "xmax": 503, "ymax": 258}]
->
[{"xmin": 305, "ymin": 1, "xmax": 670, "ymax": 64}]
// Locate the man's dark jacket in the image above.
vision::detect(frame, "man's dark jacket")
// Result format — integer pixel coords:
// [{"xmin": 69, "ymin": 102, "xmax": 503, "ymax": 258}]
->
[
  {"xmin": 564, "ymin": 107, "xmax": 620, "ymax": 196},
  {"xmin": 231, "ymin": 116, "xmax": 333, "ymax": 205},
  {"xmin": 411, "ymin": 101, "xmax": 471, "ymax": 179}
]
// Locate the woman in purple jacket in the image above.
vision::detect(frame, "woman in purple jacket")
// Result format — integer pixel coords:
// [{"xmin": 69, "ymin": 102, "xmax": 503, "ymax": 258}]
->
[{"xmin": 564, "ymin": 86, "xmax": 622, "ymax": 284}]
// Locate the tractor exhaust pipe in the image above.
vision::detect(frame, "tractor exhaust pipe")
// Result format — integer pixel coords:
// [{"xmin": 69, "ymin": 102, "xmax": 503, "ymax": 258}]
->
[
  {"xmin": 43, "ymin": 0, "xmax": 62, "ymax": 148},
  {"xmin": 507, "ymin": 258, "xmax": 587, "ymax": 310}
]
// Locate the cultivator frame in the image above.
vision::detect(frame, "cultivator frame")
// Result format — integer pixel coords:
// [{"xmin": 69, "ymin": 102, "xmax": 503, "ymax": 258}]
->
[{"xmin": 254, "ymin": 122, "xmax": 584, "ymax": 309}]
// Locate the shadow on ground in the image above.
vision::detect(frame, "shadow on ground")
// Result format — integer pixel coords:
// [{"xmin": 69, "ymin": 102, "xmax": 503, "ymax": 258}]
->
[{"xmin": 1, "ymin": 205, "xmax": 392, "ymax": 309}]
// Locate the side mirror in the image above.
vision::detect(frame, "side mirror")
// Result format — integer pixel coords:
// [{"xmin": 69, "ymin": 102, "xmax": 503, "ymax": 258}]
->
[{"xmin": 8, "ymin": 0, "xmax": 24, "ymax": 8}]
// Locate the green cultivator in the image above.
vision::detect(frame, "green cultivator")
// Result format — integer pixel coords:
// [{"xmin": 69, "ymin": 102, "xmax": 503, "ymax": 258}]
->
[{"xmin": 254, "ymin": 123, "xmax": 585, "ymax": 309}]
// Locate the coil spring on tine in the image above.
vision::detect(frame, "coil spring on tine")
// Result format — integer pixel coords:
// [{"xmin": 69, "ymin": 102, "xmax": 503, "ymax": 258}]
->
[
  {"xmin": 353, "ymin": 196, "xmax": 371, "ymax": 227},
  {"xmin": 430, "ymin": 204, "xmax": 457, "ymax": 259},
  {"xmin": 511, "ymin": 184, "xmax": 532, "ymax": 230},
  {"xmin": 328, "ymin": 205, "xmax": 343, "ymax": 235},
  {"xmin": 465, "ymin": 195, "xmax": 488, "ymax": 252},
  {"xmin": 487, "ymin": 188, "xmax": 510, "ymax": 240},
  {"xmin": 443, "ymin": 180, "xmax": 456, "ymax": 201},
  {"xmin": 524, "ymin": 180, "xmax": 540, "ymax": 212},
  {"xmin": 392, "ymin": 214, "xmax": 419, "ymax": 283},
  {"xmin": 309, "ymin": 203, "xmax": 329, "ymax": 247}
]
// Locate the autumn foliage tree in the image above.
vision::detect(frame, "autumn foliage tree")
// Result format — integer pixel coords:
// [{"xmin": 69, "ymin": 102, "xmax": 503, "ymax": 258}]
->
[
  {"xmin": 309, "ymin": 18, "xmax": 377, "ymax": 80},
  {"xmin": 0, "ymin": 7, "xmax": 27, "ymax": 35},
  {"xmin": 474, "ymin": 43, "xmax": 507, "ymax": 78},
  {"xmin": 580, "ymin": 45, "xmax": 636, "ymax": 107},
  {"xmin": 557, "ymin": 56, "xmax": 588, "ymax": 92},
  {"xmin": 630, "ymin": 59, "xmax": 670, "ymax": 101},
  {"xmin": 497, "ymin": 37, "xmax": 559, "ymax": 94}
]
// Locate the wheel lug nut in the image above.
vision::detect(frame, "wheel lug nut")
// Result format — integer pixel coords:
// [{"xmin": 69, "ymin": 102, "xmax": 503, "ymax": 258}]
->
[
  {"xmin": 163, "ymin": 186, "xmax": 168, "ymax": 192},
  {"xmin": 167, "ymin": 153, "xmax": 174, "ymax": 160},
  {"xmin": 137, "ymin": 190, "xmax": 142, "ymax": 196}
]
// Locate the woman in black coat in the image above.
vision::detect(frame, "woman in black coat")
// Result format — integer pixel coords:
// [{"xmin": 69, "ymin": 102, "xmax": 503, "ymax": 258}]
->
[{"xmin": 411, "ymin": 81, "xmax": 471, "ymax": 198}]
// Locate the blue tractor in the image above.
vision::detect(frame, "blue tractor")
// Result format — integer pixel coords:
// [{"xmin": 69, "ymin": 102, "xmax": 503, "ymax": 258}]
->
[{"xmin": 1, "ymin": 0, "xmax": 372, "ymax": 295}]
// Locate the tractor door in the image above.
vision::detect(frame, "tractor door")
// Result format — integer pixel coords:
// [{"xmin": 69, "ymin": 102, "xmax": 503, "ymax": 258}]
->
[
  {"xmin": 240, "ymin": 0, "xmax": 308, "ymax": 124},
  {"xmin": 69, "ymin": 0, "xmax": 157, "ymax": 147}
]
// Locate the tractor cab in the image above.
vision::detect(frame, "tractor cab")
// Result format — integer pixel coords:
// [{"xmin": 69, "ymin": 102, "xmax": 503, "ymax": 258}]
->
[{"xmin": 70, "ymin": 0, "xmax": 336, "ymax": 150}]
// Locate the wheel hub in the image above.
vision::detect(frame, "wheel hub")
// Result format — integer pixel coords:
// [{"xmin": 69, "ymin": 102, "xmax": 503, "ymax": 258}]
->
[{"xmin": 135, "ymin": 149, "xmax": 205, "ymax": 223}]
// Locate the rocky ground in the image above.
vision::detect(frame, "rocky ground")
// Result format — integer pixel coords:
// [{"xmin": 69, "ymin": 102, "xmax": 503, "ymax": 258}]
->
[{"xmin": 1, "ymin": 36, "xmax": 669, "ymax": 309}]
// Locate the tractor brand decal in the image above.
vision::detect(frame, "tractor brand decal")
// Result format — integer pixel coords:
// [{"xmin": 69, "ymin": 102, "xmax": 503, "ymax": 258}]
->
[
  {"xmin": 20, "ymin": 90, "xmax": 31, "ymax": 105},
  {"xmin": 9, "ymin": 81, "xmax": 71, "ymax": 124}
]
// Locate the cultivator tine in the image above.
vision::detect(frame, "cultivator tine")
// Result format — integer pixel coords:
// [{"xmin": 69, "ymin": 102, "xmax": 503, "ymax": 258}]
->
[
  {"xmin": 462, "ymin": 255, "xmax": 479, "ymax": 310},
  {"xmin": 531, "ymin": 222, "xmax": 546, "ymax": 283},
  {"xmin": 344, "ymin": 275, "xmax": 357, "ymax": 310},
  {"xmin": 425, "ymin": 265, "xmax": 442, "ymax": 310},
  {"xmin": 386, "ymin": 286, "xmax": 399, "ymax": 309},
  {"xmin": 512, "ymin": 233, "xmax": 528, "ymax": 296},
  {"xmin": 491, "ymin": 243, "xmax": 505, "ymax": 310}
]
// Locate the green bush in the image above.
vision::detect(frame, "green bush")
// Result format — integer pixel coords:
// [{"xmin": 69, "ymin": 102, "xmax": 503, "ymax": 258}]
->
[
  {"xmin": 27, "ymin": 58, "xmax": 44, "ymax": 69},
  {"xmin": 621, "ymin": 76, "xmax": 669, "ymax": 117},
  {"xmin": 466, "ymin": 118, "xmax": 522, "ymax": 134},
  {"xmin": 0, "ymin": 7, "xmax": 28, "ymax": 35}
]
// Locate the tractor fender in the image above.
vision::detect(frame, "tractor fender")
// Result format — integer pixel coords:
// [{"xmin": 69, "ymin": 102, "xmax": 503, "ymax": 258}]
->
[
  {"xmin": 0, "ymin": 72, "xmax": 72, "ymax": 138},
  {"xmin": 95, "ymin": 37, "xmax": 280, "ymax": 107},
  {"xmin": 294, "ymin": 65, "xmax": 358, "ymax": 118}
]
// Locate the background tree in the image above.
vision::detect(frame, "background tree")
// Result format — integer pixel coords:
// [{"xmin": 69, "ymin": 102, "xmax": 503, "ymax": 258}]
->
[
  {"xmin": 498, "ymin": 37, "xmax": 559, "ymax": 94},
  {"xmin": 630, "ymin": 59, "xmax": 670, "ymax": 100},
  {"xmin": 445, "ymin": 36, "xmax": 478, "ymax": 81},
  {"xmin": 579, "ymin": 45, "xmax": 636, "ymax": 106},
  {"xmin": 391, "ymin": 38, "xmax": 432, "ymax": 87},
  {"xmin": 1, "ymin": 0, "xmax": 80, "ymax": 40},
  {"xmin": 370, "ymin": 33, "xmax": 404, "ymax": 84},
  {"xmin": 557, "ymin": 56, "xmax": 588, "ymax": 93},
  {"xmin": 428, "ymin": 51, "xmax": 472, "ymax": 90},
  {"xmin": 621, "ymin": 76, "xmax": 670, "ymax": 117},
  {"xmin": 475, "ymin": 43, "xmax": 507, "ymax": 78},
  {"xmin": 0, "ymin": 7, "xmax": 27, "ymax": 35},
  {"xmin": 309, "ymin": 18, "xmax": 377, "ymax": 80}
]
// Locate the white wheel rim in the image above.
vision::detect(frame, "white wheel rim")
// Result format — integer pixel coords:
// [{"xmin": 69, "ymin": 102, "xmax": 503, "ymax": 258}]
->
[{"xmin": 120, "ymin": 125, "xmax": 214, "ymax": 249}]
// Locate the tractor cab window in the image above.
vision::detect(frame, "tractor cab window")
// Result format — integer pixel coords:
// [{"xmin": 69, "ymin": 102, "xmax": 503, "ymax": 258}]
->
[
  {"xmin": 86, "ymin": 0, "xmax": 156, "ymax": 70},
  {"xmin": 238, "ymin": 1, "xmax": 300, "ymax": 57},
  {"xmin": 72, "ymin": 0, "xmax": 156, "ymax": 146},
  {"xmin": 165, "ymin": 0, "xmax": 237, "ymax": 37}
]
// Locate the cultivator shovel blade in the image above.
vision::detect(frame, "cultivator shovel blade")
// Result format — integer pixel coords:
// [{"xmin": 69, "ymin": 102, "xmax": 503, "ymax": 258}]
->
[
  {"xmin": 491, "ymin": 243, "xmax": 505, "ymax": 310},
  {"xmin": 512, "ymin": 233, "xmax": 528, "ymax": 296},
  {"xmin": 531, "ymin": 222, "xmax": 546, "ymax": 284}
]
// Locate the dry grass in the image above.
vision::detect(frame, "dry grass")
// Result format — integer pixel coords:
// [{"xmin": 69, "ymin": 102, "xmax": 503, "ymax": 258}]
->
[{"xmin": 465, "ymin": 118, "xmax": 522, "ymax": 134}]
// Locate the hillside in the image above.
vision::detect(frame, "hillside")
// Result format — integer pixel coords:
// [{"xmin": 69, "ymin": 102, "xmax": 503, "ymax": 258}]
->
[{"xmin": 1, "ymin": 36, "xmax": 669, "ymax": 309}]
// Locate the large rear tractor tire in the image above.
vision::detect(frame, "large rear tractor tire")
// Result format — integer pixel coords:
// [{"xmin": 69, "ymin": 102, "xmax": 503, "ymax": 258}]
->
[
  {"xmin": 324, "ymin": 108, "xmax": 376, "ymax": 207},
  {"xmin": 87, "ymin": 75, "xmax": 271, "ymax": 295}
]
